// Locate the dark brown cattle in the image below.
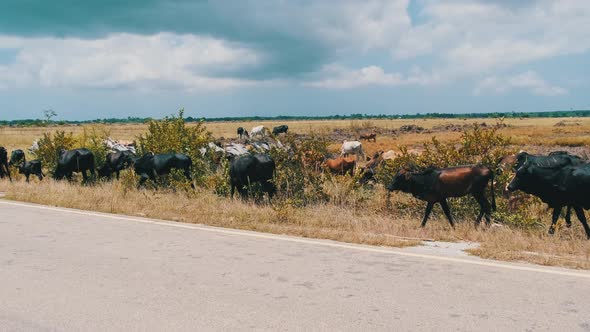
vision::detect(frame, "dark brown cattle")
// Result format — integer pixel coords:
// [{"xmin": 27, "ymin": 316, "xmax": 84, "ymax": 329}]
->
[
  {"xmin": 0, "ymin": 147, "xmax": 10, "ymax": 180},
  {"xmin": 387, "ymin": 165, "xmax": 496, "ymax": 228},
  {"xmin": 323, "ymin": 157, "xmax": 356, "ymax": 175},
  {"xmin": 359, "ymin": 132, "xmax": 377, "ymax": 142}
]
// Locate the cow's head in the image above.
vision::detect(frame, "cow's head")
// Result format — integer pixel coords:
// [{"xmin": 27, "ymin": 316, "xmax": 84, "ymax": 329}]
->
[
  {"xmin": 9, "ymin": 149, "xmax": 25, "ymax": 166},
  {"xmin": 386, "ymin": 169, "xmax": 411, "ymax": 192},
  {"xmin": 506, "ymin": 160, "xmax": 530, "ymax": 192},
  {"xmin": 97, "ymin": 164, "xmax": 113, "ymax": 178}
]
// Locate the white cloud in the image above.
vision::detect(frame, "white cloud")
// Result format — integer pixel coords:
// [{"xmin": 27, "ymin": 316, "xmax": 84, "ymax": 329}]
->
[
  {"xmin": 474, "ymin": 71, "xmax": 567, "ymax": 96},
  {"xmin": 0, "ymin": 33, "xmax": 263, "ymax": 91},
  {"xmin": 306, "ymin": 64, "xmax": 441, "ymax": 89}
]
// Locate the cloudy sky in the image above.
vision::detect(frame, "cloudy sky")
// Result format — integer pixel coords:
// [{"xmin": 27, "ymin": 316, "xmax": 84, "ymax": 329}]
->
[{"xmin": 0, "ymin": 0, "xmax": 589, "ymax": 120}]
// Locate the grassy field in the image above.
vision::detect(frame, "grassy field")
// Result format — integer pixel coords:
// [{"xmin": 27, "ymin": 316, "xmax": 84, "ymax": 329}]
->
[
  {"xmin": 1, "ymin": 117, "xmax": 590, "ymax": 269},
  {"xmin": 3, "ymin": 117, "xmax": 590, "ymax": 154}
]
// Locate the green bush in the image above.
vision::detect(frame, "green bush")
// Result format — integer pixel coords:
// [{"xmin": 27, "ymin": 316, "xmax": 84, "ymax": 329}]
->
[
  {"xmin": 36, "ymin": 130, "xmax": 76, "ymax": 174},
  {"xmin": 136, "ymin": 109, "xmax": 212, "ymax": 187}
]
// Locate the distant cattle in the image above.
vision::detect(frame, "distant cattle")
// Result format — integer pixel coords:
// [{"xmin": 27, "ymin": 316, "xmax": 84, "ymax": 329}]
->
[
  {"xmin": 237, "ymin": 127, "xmax": 249, "ymax": 139},
  {"xmin": 382, "ymin": 150, "xmax": 401, "ymax": 160},
  {"xmin": 359, "ymin": 132, "xmax": 377, "ymax": 142},
  {"xmin": 17, "ymin": 160, "xmax": 44, "ymax": 182},
  {"xmin": 53, "ymin": 148, "xmax": 96, "ymax": 182},
  {"xmin": 387, "ymin": 165, "xmax": 496, "ymax": 228},
  {"xmin": 0, "ymin": 147, "xmax": 11, "ymax": 180},
  {"xmin": 272, "ymin": 125, "xmax": 289, "ymax": 136},
  {"xmin": 324, "ymin": 156, "xmax": 356, "ymax": 176},
  {"xmin": 340, "ymin": 141, "xmax": 365, "ymax": 161},
  {"xmin": 9, "ymin": 149, "xmax": 26, "ymax": 166},
  {"xmin": 251, "ymin": 125, "xmax": 268, "ymax": 138},
  {"xmin": 507, "ymin": 151, "xmax": 589, "ymax": 238},
  {"xmin": 230, "ymin": 154, "xmax": 276, "ymax": 200},
  {"xmin": 97, "ymin": 150, "xmax": 136, "ymax": 180},
  {"xmin": 134, "ymin": 152, "xmax": 194, "ymax": 188}
]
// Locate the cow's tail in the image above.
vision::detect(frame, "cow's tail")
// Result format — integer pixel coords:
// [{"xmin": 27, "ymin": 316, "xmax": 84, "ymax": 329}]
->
[{"xmin": 490, "ymin": 170, "xmax": 497, "ymax": 211}]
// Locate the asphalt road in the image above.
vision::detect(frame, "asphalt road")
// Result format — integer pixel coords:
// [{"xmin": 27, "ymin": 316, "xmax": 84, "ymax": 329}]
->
[{"xmin": 1, "ymin": 200, "xmax": 590, "ymax": 331}]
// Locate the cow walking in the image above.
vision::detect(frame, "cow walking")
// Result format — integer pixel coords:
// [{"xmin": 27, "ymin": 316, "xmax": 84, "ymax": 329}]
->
[
  {"xmin": 53, "ymin": 148, "xmax": 96, "ymax": 182},
  {"xmin": 340, "ymin": 141, "xmax": 365, "ymax": 161},
  {"xmin": 0, "ymin": 147, "xmax": 11, "ymax": 180},
  {"xmin": 97, "ymin": 150, "xmax": 136, "ymax": 180},
  {"xmin": 237, "ymin": 127, "xmax": 249, "ymax": 139},
  {"xmin": 250, "ymin": 125, "xmax": 268, "ymax": 138},
  {"xmin": 230, "ymin": 154, "xmax": 276, "ymax": 200},
  {"xmin": 359, "ymin": 132, "xmax": 377, "ymax": 142},
  {"xmin": 134, "ymin": 152, "xmax": 194, "ymax": 189},
  {"xmin": 505, "ymin": 151, "xmax": 584, "ymax": 232},
  {"xmin": 323, "ymin": 156, "xmax": 356, "ymax": 176},
  {"xmin": 9, "ymin": 149, "xmax": 43, "ymax": 182},
  {"xmin": 272, "ymin": 125, "xmax": 288, "ymax": 136},
  {"xmin": 507, "ymin": 152, "xmax": 590, "ymax": 238},
  {"xmin": 387, "ymin": 165, "xmax": 496, "ymax": 228}
]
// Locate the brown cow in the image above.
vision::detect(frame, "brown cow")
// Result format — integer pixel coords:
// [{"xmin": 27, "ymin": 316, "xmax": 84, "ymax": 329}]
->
[
  {"xmin": 387, "ymin": 165, "xmax": 496, "ymax": 228},
  {"xmin": 359, "ymin": 132, "xmax": 377, "ymax": 142},
  {"xmin": 323, "ymin": 157, "xmax": 356, "ymax": 175}
]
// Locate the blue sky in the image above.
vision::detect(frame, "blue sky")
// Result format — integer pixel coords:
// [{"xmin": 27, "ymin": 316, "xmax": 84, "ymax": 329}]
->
[{"xmin": 0, "ymin": 0, "xmax": 589, "ymax": 120}]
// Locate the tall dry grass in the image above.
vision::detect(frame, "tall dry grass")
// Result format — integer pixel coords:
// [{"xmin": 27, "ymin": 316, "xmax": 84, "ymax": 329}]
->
[{"xmin": 1, "ymin": 179, "xmax": 589, "ymax": 269}]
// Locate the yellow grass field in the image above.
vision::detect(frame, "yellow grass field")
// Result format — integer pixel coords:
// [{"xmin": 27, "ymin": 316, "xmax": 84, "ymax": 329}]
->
[
  {"xmin": 1, "ymin": 117, "xmax": 590, "ymax": 269},
  {"xmin": 2, "ymin": 117, "xmax": 590, "ymax": 155}
]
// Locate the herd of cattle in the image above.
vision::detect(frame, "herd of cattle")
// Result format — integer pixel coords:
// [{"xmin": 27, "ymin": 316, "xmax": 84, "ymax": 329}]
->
[{"xmin": 1, "ymin": 124, "xmax": 590, "ymax": 239}]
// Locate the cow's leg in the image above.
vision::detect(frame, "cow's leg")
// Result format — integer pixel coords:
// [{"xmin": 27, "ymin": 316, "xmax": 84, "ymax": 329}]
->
[
  {"xmin": 573, "ymin": 207, "xmax": 590, "ymax": 239},
  {"xmin": 420, "ymin": 202, "xmax": 435, "ymax": 227},
  {"xmin": 548, "ymin": 206, "xmax": 562, "ymax": 235},
  {"xmin": 37, "ymin": 172, "xmax": 43, "ymax": 181},
  {"xmin": 116, "ymin": 171, "xmax": 120, "ymax": 180},
  {"xmin": 440, "ymin": 199, "xmax": 455, "ymax": 229},
  {"xmin": 473, "ymin": 193, "xmax": 491, "ymax": 226},
  {"xmin": 137, "ymin": 174, "xmax": 149, "ymax": 189},
  {"xmin": 184, "ymin": 168, "xmax": 195, "ymax": 189},
  {"xmin": 25, "ymin": 173, "xmax": 30, "ymax": 183},
  {"xmin": 565, "ymin": 206, "xmax": 572, "ymax": 228}
]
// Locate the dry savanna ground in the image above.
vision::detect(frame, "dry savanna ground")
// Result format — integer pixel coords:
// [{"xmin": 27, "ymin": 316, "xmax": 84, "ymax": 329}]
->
[{"xmin": 1, "ymin": 117, "xmax": 590, "ymax": 269}]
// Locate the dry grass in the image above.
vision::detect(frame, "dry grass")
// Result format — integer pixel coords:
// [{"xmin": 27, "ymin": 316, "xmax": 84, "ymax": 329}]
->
[
  {"xmin": 2, "ymin": 117, "xmax": 590, "ymax": 269},
  {"xmin": 3, "ymin": 117, "xmax": 590, "ymax": 156},
  {"xmin": 1, "ymin": 179, "xmax": 589, "ymax": 269}
]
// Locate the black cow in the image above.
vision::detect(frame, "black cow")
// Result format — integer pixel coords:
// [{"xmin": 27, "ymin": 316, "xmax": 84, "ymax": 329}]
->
[
  {"xmin": 134, "ymin": 152, "xmax": 194, "ymax": 188},
  {"xmin": 230, "ymin": 154, "xmax": 276, "ymax": 200},
  {"xmin": 387, "ymin": 165, "xmax": 496, "ymax": 228},
  {"xmin": 237, "ymin": 127, "xmax": 249, "ymax": 139},
  {"xmin": 0, "ymin": 147, "xmax": 10, "ymax": 180},
  {"xmin": 507, "ymin": 152, "xmax": 590, "ymax": 238},
  {"xmin": 53, "ymin": 148, "xmax": 96, "ymax": 182},
  {"xmin": 507, "ymin": 151, "xmax": 584, "ymax": 231},
  {"xmin": 17, "ymin": 160, "xmax": 44, "ymax": 182},
  {"xmin": 97, "ymin": 150, "xmax": 136, "ymax": 180},
  {"xmin": 9, "ymin": 149, "xmax": 25, "ymax": 166},
  {"xmin": 272, "ymin": 125, "xmax": 288, "ymax": 136}
]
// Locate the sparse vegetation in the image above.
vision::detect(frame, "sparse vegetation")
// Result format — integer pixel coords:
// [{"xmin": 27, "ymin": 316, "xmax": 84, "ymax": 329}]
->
[{"xmin": 1, "ymin": 116, "xmax": 590, "ymax": 269}]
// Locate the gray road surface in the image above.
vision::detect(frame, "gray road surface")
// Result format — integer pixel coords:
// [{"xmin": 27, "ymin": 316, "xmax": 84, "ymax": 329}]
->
[{"xmin": 1, "ymin": 200, "xmax": 589, "ymax": 331}]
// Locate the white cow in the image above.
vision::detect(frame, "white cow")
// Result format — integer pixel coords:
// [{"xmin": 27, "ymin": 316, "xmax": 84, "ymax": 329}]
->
[
  {"xmin": 104, "ymin": 137, "xmax": 136, "ymax": 154},
  {"xmin": 382, "ymin": 150, "xmax": 401, "ymax": 160},
  {"xmin": 199, "ymin": 142, "xmax": 225, "ymax": 156},
  {"xmin": 225, "ymin": 143, "xmax": 250, "ymax": 158},
  {"xmin": 250, "ymin": 125, "xmax": 268, "ymax": 138},
  {"xmin": 341, "ymin": 140, "xmax": 365, "ymax": 161}
]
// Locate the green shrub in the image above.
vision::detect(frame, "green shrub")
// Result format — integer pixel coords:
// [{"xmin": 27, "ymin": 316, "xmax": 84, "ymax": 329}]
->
[
  {"xmin": 36, "ymin": 130, "xmax": 76, "ymax": 174},
  {"xmin": 136, "ymin": 109, "xmax": 212, "ymax": 186}
]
